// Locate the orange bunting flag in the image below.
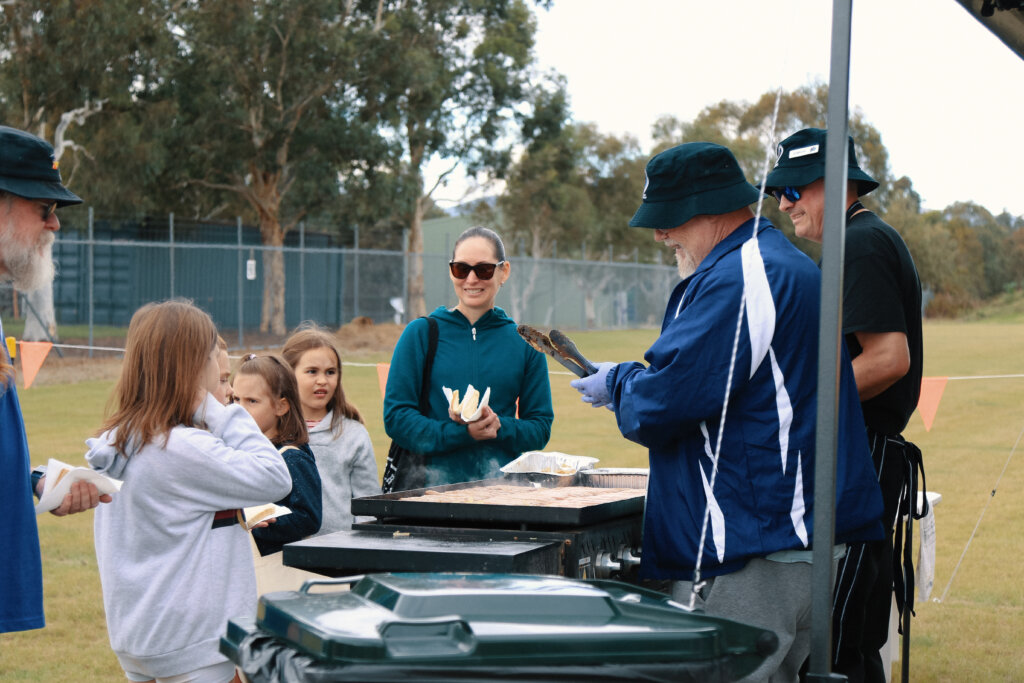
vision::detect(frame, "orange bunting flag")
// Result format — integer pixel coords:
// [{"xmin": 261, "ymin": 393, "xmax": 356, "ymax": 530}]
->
[
  {"xmin": 20, "ymin": 340, "xmax": 53, "ymax": 389},
  {"xmin": 917, "ymin": 376, "xmax": 948, "ymax": 432},
  {"xmin": 376, "ymin": 362, "xmax": 390, "ymax": 399}
]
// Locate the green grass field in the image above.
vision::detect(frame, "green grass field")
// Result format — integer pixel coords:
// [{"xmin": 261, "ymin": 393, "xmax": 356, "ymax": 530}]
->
[{"xmin": 2, "ymin": 322, "xmax": 1023, "ymax": 681}]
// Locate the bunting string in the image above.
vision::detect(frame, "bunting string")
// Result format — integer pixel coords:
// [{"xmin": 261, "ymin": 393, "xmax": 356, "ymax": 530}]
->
[
  {"xmin": 936, "ymin": 416, "xmax": 1024, "ymax": 603},
  {"xmin": 6, "ymin": 333, "xmax": 1023, "ymax": 436}
]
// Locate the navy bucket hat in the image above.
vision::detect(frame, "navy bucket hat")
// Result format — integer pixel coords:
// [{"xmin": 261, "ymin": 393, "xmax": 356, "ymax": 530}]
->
[
  {"xmin": 762, "ymin": 128, "xmax": 879, "ymax": 197},
  {"xmin": 0, "ymin": 126, "xmax": 83, "ymax": 207},
  {"xmin": 629, "ymin": 142, "xmax": 761, "ymax": 230}
]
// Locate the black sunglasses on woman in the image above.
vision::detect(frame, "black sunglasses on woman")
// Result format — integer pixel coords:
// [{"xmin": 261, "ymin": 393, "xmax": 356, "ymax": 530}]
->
[{"xmin": 448, "ymin": 260, "xmax": 505, "ymax": 280}]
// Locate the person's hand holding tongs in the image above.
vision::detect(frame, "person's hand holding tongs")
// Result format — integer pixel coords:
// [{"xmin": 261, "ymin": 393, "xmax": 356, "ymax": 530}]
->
[{"xmin": 517, "ymin": 325, "xmax": 616, "ymax": 410}]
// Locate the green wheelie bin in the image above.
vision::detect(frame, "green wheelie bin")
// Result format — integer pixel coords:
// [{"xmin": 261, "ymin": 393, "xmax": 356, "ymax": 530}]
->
[{"xmin": 221, "ymin": 572, "xmax": 778, "ymax": 682}]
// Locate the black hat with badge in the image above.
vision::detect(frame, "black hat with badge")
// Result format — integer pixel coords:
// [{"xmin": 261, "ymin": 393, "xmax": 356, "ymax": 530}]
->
[
  {"xmin": 0, "ymin": 125, "xmax": 83, "ymax": 206},
  {"xmin": 629, "ymin": 142, "xmax": 762, "ymax": 230},
  {"xmin": 763, "ymin": 127, "xmax": 879, "ymax": 197}
]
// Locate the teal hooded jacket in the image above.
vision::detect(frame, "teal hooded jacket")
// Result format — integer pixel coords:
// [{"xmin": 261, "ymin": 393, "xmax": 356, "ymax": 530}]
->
[{"xmin": 383, "ymin": 306, "xmax": 553, "ymax": 486}]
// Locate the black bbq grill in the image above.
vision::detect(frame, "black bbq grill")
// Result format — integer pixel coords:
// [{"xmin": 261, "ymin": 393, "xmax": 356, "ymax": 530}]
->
[
  {"xmin": 283, "ymin": 475, "xmax": 648, "ymax": 583},
  {"xmin": 350, "ymin": 478, "xmax": 646, "ymax": 528}
]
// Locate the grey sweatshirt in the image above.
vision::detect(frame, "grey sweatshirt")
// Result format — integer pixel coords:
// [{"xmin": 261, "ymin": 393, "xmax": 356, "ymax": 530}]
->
[
  {"xmin": 86, "ymin": 393, "xmax": 292, "ymax": 679},
  {"xmin": 307, "ymin": 412, "xmax": 380, "ymax": 535}
]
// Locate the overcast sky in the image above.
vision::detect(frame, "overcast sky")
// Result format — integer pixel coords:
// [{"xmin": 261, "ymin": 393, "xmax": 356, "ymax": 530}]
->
[{"xmin": 430, "ymin": 0, "xmax": 1024, "ymax": 218}]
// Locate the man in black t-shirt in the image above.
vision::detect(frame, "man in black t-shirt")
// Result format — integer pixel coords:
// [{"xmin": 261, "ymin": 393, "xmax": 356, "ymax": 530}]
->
[{"xmin": 763, "ymin": 128, "xmax": 924, "ymax": 683}]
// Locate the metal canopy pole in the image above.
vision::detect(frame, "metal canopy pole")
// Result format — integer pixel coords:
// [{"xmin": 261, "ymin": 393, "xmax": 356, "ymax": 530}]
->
[
  {"xmin": 807, "ymin": 0, "xmax": 853, "ymax": 680},
  {"xmin": 237, "ymin": 217, "xmax": 244, "ymax": 349}
]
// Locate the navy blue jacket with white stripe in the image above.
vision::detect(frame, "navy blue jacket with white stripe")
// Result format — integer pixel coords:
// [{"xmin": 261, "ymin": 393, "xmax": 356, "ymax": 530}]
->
[{"xmin": 608, "ymin": 218, "xmax": 884, "ymax": 580}]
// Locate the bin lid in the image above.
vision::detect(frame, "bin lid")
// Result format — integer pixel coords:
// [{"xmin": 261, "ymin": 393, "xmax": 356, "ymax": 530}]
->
[{"xmin": 254, "ymin": 573, "xmax": 776, "ymax": 673}]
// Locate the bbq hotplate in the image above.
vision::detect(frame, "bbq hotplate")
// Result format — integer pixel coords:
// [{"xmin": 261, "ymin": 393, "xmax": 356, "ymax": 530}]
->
[
  {"xmin": 350, "ymin": 478, "xmax": 646, "ymax": 529},
  {"xmin": 283, "ymin": 477, "xmax": 648, "ymax": 582}
]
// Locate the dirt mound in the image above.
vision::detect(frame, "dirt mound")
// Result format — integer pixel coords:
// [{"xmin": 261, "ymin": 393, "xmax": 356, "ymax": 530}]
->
[{"xmin": 334, "ymin": 318, "xmax": 405, "ymax": 353}]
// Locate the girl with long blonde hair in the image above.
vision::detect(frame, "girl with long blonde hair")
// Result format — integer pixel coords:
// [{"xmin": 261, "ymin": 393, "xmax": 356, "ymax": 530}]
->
[{"xmin": 86, "ymin": 300, "xmax": 291, "ymax": 683}]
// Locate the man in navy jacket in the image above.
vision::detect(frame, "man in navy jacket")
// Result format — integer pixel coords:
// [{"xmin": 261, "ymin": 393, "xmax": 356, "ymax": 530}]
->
[
  {"xmin": 1, "ymin": 126, "xmax": 107, "ymax": 634},
  {"xmin": 572, "ymin": 142, "xmax": 884, "ymax": 682}
]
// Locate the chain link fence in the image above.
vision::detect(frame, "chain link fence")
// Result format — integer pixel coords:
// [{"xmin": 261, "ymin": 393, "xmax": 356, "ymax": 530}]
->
[{"xmin": 5, "ymin": 211, "xmax": 678, "ymax": 350}]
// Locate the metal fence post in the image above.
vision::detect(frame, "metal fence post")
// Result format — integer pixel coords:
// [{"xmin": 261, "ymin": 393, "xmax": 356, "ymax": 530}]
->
[
  {"xmin": 87, "ymin": 206, "xmax": 94, "ymax": 358},
  {"xmin": 550, "ymin": 255, "xmax": 556, "ymax": 318},
  {"xmin": 169, "ymin": 212, "xmax": 175, "ymax": 298},
  {"xmin": 299, "ymin": 221, "xmax": 306, "ymax": 324},
  {"xmin": 580, "ymin": 240, "xmax": 588, "ymax": 327},
  {"xmin": 402, "ymin": 228, "xmax": 409, "ymax": 323},
  {"xmin": 237, "ymin": 217, "xmax": 244, "ymax": 348},
  {"xmin": 353, "ymin": 224, "xmax": 360, "ymax": 319}
]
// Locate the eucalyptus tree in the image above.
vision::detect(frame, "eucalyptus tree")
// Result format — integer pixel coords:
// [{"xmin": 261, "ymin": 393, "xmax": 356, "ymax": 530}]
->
[
  {"xmin": 0, "ymin": 0, "xmax": 172, "ymax": 338},
  {"xmin": 475, "ymin": 81, "xmax": 654, "ymax": 325},
  {"xmin": 650, "ymin": 83, "xmax": 894, "ymax": 261},
  {"xmin": 359, "ymin": 0, "xmax": 547, "ymax": 317},
  {"xmin": 158, "ymin": 0, "xmax": 385, "ymax": 334}
]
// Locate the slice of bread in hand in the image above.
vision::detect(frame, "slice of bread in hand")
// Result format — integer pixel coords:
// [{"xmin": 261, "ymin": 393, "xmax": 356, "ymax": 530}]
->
[{"xmin": 238, "ymin": 503, "xmax": 291, "ymax": 530}]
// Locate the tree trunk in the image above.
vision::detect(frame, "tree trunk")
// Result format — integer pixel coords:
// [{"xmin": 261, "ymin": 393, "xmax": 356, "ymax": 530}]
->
[
  {"xmin": 258, "ymin": 211, "xmax": 287, "ymax": 335},
  {"xmin": 22, "ymin": 286, "xmax": 57, "ymax": 342},
  {"xmin": 405, "ymin": 132, "xmax": 429, "ymax": 319},
  {"xmin": 583, "ymin": 292, "xmax": 597, "ymax": 329},
  {"xmin": 575, "ymin": 264, "xmax": 616, "ymax": 330},
  {"xmin": 507, "ymin": 258, "xmax": 541, "ymax": 324},
  {"xmin": 260, "ymin": 248, "xmax": 287, "ymax": 334},
  {"xmin": 407, "ymin": 189, "xmax": 427, "ymax": 319}
]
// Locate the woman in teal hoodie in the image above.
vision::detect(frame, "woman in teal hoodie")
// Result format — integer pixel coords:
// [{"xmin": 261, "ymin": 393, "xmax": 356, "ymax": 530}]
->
[{"xmin": 383, "ymin": 226, "xmax": 553, "ymax": 486}]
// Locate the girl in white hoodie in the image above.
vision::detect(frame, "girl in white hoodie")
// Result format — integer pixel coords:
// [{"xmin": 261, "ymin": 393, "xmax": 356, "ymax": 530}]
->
[
  {"xmin": 86, "ymin": 300, "xmax": 291, "ymax": 683},
  {"xmin": 282, "ymin": 324, "xmax": 379, "ymax": 535}
]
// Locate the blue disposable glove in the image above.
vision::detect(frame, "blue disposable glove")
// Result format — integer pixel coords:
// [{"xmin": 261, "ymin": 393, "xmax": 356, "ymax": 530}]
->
[{"xmin": 570, "ymin": 362, "xmax": 616, "ymax": 410}]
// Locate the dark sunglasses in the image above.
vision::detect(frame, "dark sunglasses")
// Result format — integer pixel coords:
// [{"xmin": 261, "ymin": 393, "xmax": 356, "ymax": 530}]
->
[
  {"xmin": 36, "ymin": 200, "xmax": 58, "ymax": 220},
  {"xmin": 771, "ymin": 186, "xmax": 802, "ymax": 203},
  {"xmin": 449, "ymin": 260, "xmax": 505, "ymax": 280}
]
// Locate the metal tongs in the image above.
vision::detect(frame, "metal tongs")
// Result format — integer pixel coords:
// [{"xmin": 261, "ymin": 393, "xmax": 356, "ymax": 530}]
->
[{"xmin": 517, "ymin": 324, "xmax": 598, "ymax": 377}]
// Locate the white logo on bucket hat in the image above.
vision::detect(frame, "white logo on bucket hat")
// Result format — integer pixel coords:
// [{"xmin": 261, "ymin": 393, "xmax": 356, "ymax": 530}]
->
[{"xmin": 789, "ymin": 144, "xmax": 820, "ymax": 159}]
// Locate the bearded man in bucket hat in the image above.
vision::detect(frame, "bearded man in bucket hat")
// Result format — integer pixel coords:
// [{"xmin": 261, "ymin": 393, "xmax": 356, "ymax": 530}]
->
[
  {"xmin": 764, "ymin": 128, "xmax": 924, "ymax": 683},
  {"xmin": 1, "ymin": 125, "xmax": 109, "ymax": 634},
  {"xmin": 571, "ymin": 142, "xmax": 884, "ymax": 682}
]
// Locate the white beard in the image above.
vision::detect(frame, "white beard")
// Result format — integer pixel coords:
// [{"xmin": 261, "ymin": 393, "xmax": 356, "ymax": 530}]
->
[
  {"xmin": 0, "ymin": 215, "xmax": 56, "ymax": 292},
  {"xmin": 675, "ymin": 249, "xmax": 697, "ymax": 279}
]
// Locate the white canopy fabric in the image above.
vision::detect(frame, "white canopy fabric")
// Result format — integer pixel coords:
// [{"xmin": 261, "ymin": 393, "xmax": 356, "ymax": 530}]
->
[{"xmin": 955, "ymin": 0, "xmax": 1024, "ymax": 58}]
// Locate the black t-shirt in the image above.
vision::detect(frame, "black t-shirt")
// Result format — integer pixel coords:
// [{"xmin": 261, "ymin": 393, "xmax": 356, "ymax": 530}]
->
[{"xmin": 843, "ymin": 210, "xmax": 923, "ymax": 435}]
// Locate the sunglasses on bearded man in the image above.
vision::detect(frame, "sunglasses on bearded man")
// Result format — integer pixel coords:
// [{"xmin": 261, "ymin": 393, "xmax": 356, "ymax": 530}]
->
[{"xmin": 34, "ymin": 200, "xmax": 58, "ymax": 220}]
